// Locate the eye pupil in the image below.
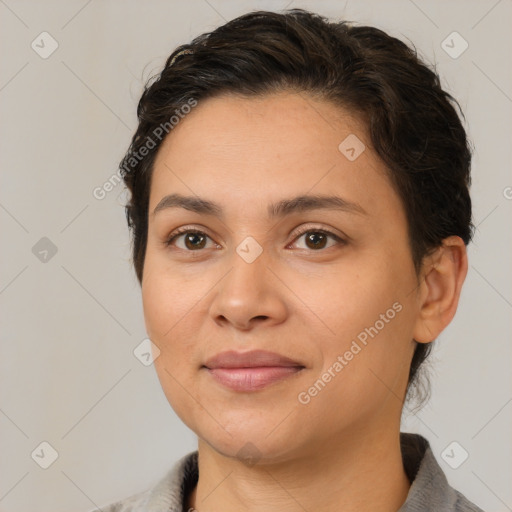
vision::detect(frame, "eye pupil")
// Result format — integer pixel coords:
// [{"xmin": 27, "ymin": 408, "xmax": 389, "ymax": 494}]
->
[
  {"xmin": 306, "ymin": 232, "xmax": 327, "ymax": 249},
  {"xmin": 185, "ymin": 233, "xmax": 206, "ymax": 250}
]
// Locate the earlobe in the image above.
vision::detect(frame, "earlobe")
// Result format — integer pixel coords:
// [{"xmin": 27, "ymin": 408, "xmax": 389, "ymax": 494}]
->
[{"xmin": 413, "ymin": 236, "xmax": 468, "ymax": 344}]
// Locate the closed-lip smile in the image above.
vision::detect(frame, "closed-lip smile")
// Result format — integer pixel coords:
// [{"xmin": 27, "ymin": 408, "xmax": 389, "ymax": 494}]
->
[
  {"xmin": 203, "ymin": 350, "xmax": 305, "ymax": 391},
  {"xmin": 203, "ymin": 349, "xmax": 305, "ymax": 369}
]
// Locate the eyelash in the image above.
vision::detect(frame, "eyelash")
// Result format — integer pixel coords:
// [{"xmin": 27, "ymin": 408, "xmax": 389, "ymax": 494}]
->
[{"xmin": 164, "ymin": 225, "xmax": 345, "ymax": 252}]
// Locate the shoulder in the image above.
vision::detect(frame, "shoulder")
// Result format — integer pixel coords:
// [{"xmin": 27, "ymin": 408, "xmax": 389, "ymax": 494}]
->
[
  {"xmin": 98, "ymin": 491, "xmax": 148, "ymax": 512},
  {"xmin": 399, "ymin": 433, "xmax": 485, "ymax": 512},
  {"xmin": 88, "ymin": 451, "xmax": 198, "ymax": 512}
]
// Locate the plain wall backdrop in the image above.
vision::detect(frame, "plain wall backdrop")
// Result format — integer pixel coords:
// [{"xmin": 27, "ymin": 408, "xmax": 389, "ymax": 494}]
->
[{"xmin": 0, "ymin": 1, "xmax": 511, "ymax": 511}]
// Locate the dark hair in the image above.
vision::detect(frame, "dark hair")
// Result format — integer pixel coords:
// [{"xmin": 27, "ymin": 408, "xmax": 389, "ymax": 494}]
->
[{"xmin": 120, "ymin": 8, "xmax": 473, "ymax": 406}]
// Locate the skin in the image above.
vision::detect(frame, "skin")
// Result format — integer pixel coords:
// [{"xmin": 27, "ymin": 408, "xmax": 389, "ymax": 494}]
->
[{"xmin": 141, "ymin": 91, "xmax": 468, "ymax": 512}]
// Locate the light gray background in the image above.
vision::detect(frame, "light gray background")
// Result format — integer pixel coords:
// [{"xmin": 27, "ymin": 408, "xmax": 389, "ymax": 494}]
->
[{"xmin": 1, "ymin": 1, "xmax": 511, "ymax": 511}]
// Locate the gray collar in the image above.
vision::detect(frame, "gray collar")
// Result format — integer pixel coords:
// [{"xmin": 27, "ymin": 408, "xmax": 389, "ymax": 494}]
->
[{"xmin": 101, "ymin": 433, "xmax": 484, "ymax": 511}]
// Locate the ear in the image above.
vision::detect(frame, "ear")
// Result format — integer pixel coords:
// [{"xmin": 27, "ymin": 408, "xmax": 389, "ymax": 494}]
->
[{"xmin": 413, "ymin": 236, "xmax": 468, "ymax": 344}]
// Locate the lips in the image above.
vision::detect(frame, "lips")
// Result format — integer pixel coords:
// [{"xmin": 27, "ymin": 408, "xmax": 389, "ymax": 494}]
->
[
  {"xmin": 203, "ymin": 350, "xmax": 305, "ymax": 392},
  {"xmin": 203, "ymin": 350, "xmax": 304, "ymax": 369}
]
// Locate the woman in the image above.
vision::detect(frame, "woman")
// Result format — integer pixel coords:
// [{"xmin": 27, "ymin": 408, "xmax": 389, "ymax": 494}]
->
[{"xmin": 99, "ymin": 8, "xmax": 484, "ymax": 512}]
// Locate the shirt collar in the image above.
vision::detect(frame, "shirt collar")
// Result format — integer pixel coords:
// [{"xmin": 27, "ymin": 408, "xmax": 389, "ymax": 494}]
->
[{"xmin": 132, "ymin": 433, "xmax": 481, "ymax": 512}]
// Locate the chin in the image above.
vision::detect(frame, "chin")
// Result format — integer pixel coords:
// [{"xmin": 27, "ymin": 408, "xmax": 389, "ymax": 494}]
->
[
  {"xmin": 188, "ymin": 410, "xmax": 309, "ymax": 463},
  {"xmin": 200, "ymin": 431, "xmax": 303, "ymax": 466}
]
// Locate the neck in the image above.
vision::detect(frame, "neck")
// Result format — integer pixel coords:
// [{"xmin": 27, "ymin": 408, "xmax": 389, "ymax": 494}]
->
[{"xmin": 186, "ymin": 425, "xmax": 410, "ymax": 512}]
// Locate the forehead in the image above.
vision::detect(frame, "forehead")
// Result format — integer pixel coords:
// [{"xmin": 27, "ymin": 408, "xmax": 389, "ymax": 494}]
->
[{"xmin": 149, "ymin": 91, "xmax": 401, "ymax": 220}]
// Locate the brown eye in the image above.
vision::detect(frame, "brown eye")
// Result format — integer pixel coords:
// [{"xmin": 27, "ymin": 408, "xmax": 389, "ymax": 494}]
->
[
  {"xmin": 304, "ymin": 232, "xmax": 328, "ymax": 249},
  {"xmin": 291, "ymin": 228, "xmax": 343, "ymax": 251},
  {"xmin": 182, "ymin": 232, "xmax": 207, "ymax": 250},
  {"xmin": 166, "ymin": 229, "xmax": 216, "ymax": 251}
]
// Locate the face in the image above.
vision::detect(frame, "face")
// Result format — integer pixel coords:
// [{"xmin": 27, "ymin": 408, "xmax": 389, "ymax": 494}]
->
[{"xmin": 142, "ymin": 91, "xmax": 421, "ymax": 463}]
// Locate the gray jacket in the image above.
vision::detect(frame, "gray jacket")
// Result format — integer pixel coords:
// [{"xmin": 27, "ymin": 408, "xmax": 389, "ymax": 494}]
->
[{"xmin": 95, "ymin": 433, "xmax": 485, "ymax": 511}]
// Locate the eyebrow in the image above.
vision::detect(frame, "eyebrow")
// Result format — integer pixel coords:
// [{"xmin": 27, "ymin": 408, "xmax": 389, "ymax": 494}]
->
[{"xmin": 152, "ymin": 193, "xmax": 367, "ymax": 218}]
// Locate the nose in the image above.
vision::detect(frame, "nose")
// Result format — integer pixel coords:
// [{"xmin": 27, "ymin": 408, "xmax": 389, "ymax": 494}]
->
[{"xmin": 208, "ymin": 247, "xmax": 288, "ymax": 331}]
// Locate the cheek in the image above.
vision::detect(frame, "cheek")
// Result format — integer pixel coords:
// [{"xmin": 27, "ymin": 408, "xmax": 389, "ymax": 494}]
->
[
  {"xmin": 298, "ymin": 300, "xmax": 414, "ymax": 427},
  {"xmin": 142, "ymin": 267, "xmax": 202, "ymax": 420},
  {"xmin": 141, "ymin": 249, "xmax": 201, "ymax": 340},
  {"xmin": 303, "ymin": 260, "xmax": 399, "ymax": 339},
  {"xmin": 307, "ymin": 253, "xmax": 417, "ymax": 394},
  {"xmin": 141, "ymin": 249, "xmax": 216, "ymax": 376}
]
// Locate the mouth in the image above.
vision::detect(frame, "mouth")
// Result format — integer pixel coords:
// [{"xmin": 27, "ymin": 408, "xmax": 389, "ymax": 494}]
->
[
  {"xmin": 204, "ymin": 366, "xmax": 304, "ymax": 391},
  {"xmin": 202, "ymin": 350, "xmax": 305, "ymax": 392}
]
